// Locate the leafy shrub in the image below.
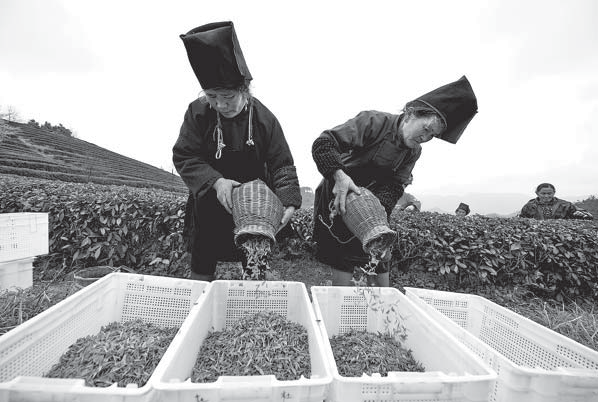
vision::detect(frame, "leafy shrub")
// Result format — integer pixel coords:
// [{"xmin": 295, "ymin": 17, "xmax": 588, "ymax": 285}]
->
[
  {"xmin": 389, "ymin": 211, "xmax": 598, "ymax": 301},
  {"xmin": 3, "ymin": 172, "xmax": 597, "ymax": 301},
  {"xmin": 1, "ymin": 174, "xmax": 187, "ymax": 276}
]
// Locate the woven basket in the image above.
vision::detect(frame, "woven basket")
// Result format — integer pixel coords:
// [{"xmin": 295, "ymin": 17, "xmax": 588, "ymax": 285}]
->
[
  {"xmin": 342, "ymin": 187, "xmax": 397, "ymax": 253},
  {"xmin": 232, "ymin": 179, "xmax": 284, "ymax": 246}
]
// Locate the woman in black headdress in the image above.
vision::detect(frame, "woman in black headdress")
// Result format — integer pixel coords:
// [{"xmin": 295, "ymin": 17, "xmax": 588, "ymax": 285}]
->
[
  {"xmin": 312, "ymin": 76, "xmax": 478, "ymax": 286},
  {"xmin": 173, "ymin": 22, "xmax": 301, "ymax": 281}
]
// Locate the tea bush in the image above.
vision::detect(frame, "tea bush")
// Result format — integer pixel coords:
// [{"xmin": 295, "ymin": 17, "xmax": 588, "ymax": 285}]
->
[
  {"xmin": 1, "ymin": 174, "xmax": 187, "ymax": 275},
  {"xmin": 2, "ymin": 173, "xmax": 597, "ymax": 301}
]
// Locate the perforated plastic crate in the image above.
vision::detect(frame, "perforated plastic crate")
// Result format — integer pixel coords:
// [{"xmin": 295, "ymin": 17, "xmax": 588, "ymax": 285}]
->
[
  {"xmin": 310, "ymin": 286, "xmax": 497, "ymax": 402},
  {"xmin": 0, "ymin": 272, "xmax": 209, "ymax": 402},
  {"xmin": 152, "ymin": 280, "xmax": 333, "ymax": 402},
  {"xmin": 0, "ymin": 257, "xmax": 33, "ymax": 291},
  {"xmin": 0, "ymin": 213, "xmax": 49, "ymax": 262},
  {"xmin": 405, "ymin": 287, "xmax": 598, "ymax": 402}
]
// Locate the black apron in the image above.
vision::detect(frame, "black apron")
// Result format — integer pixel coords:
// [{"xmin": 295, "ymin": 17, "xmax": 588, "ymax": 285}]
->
[
  {"xmin": 313, "ymin": 178, "xmax": 369, "ymax": 266},
  {"xmin": 190, "ymin": 145, "xmax": 264, "ymax": 263},
  {"xmin": 313, "ymin": 177, "xmax": 391, "ymax": 274}
]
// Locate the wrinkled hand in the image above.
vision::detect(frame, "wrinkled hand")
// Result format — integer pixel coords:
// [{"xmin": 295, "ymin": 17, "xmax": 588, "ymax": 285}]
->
[
  {"xmin": 213, "ymin": 178, "xmax": 241, "ymax": 214},
  {"xmin": 573, "ymin": 210, "xmax": 593, "ymax": 220},
  {"xmin": 331, "ymin": 170, "xmax": 361, "ymax": 218},
  {"xmin": 279, "ymin": 206, "xmax": 296, "ymax": 230}
]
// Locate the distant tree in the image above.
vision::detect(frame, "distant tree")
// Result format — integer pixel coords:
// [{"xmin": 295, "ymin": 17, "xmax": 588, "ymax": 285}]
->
[
  {"xmin": 4, "ymin": 105, "xmax": 20, "ymax": 122},
  {"xmin": 41, "ymin": 120, "xmax": 73, "ymax": 137},
  {"xmin": 27, "ymin": 119, "xmax": 41, "ymax": 128}
]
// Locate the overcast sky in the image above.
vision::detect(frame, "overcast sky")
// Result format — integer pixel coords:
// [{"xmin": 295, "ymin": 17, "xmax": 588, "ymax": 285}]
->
[{"xmin": 1, "ymin": 0, "xmax": 597, "ymax": 201}]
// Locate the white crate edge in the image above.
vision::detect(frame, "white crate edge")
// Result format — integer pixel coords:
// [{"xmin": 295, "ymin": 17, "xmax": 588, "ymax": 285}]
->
[
  {"xmin": 310, "ymin": 286, "xmax": 497, "ymax": 402},
  {"xmin": 0, "ymin": 272, "xmax": 210, "ymax": 402}
]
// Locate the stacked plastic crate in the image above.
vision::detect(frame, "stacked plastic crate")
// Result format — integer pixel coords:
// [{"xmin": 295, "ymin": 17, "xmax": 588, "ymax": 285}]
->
[{"xmin": 0, "ymin": 212, "xmax": 49, "ymax": 291}]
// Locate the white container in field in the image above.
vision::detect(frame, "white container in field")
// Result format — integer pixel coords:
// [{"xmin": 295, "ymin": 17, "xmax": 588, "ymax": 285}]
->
[
  {"xmin": 0, "ymin": 213, "xmax": 49, "ymax": 263},
  {"xmin": 404, "ymin": 287, "xmax": 598, "ymax": 402},
  {"xmin": 310, "ymin": 286, "xmax": 497, "ymax": 402},
  {"xmin": 152, "ymin": 280, "xmax": 333, "ymax": 402},
  {"xmin": 0, "ymin": 257, "xmax": 33, "ymax": 290},
  {"xmin": 0, "ymin": 272, "xmax": 209, "ymax": 402}
]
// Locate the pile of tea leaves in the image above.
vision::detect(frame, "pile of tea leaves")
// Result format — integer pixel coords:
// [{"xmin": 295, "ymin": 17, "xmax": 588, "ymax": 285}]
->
[
  {"xmin": 45, "ymin": 319, "xmax": 178, "ymax": 387},
  {"xmin": 191, "ymin": 311, "xmax": 310, "ymax": 382},
  {"xmin": 330, "ymin": 329, "xmax": 425, "ymax": 376}
]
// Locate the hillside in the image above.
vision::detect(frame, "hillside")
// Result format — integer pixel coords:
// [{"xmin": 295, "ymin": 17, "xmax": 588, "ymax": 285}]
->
[{"xmin": 0, "ymin": 119, "xmax": 187, "ymax": 193}]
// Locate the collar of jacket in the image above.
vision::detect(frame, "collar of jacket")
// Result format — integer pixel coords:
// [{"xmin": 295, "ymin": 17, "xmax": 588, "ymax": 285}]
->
[{"xmin": 393, "ymin": 114, "xmax": 406, "ymax": 146}]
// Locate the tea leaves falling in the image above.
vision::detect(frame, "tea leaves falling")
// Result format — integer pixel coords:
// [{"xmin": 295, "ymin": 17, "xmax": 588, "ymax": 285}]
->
[
  {"xmin": 240, "ymin": 235, "xmax": 273, "ymax": 280},
  {"xmin": 354, "ymin": 236, "xmax": 393, "ymax": 286},
  {"xmin": 192, "ymin": 311, "xmax": 311, "ymax": 382},
  {"xmin": 45, "ymin": 319, "xmax": 178, "ymax": 387},
  {"xmin": 330, "ymin": 329, "xmax": 425, "ymax": 376}
]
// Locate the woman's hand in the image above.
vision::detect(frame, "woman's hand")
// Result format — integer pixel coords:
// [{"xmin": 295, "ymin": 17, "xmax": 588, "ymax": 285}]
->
[
  {"xmin": 280, "ymin": 206, "xmax": 296, "ymax": 229},
  {"xmin": 213, "ymin": 178, "xmax": 241, "ymax": 214},
  {"xmin": 331, "ymin": 170, "xmax": 360, "ymax": 218}
]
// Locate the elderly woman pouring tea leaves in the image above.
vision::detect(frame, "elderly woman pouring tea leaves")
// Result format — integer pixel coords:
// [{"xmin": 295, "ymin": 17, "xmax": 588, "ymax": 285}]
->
[
  {"xmin": 312, "ymin": 76, "xmax": 478, "ymax": 286},
  {"xmin": 173, "ymin": 22, "xmax": 301, "ymax": 281}
]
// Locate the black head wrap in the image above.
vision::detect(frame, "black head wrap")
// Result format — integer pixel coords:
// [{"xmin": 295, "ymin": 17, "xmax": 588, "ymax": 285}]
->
[
  {"xmin": 406, "ymin": 76, "xmax": 478, "ymax": 144},
  {"xmin": 180, "ymin": 21, "xmax": 252, "ymax": 89}
]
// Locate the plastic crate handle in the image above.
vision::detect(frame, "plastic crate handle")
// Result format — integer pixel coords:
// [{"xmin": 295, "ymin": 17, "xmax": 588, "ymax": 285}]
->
[
  {"xmin": 5, "ymin": 376, "xmax": 86, "ymax": 390},
  {"xmin": 387, "ymin": 371, "xmax": 447, "ymax": 393},
  {"xmin": 217, "ymin": 375, "xmax": 279, "ymax": 399},
  {"xmin": 556, "ymin": 367, "xmax": 598, "ymax": 388}
]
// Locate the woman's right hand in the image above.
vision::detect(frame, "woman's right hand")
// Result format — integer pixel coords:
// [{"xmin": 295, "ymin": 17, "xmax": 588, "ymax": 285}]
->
[
  {"xmin": 213, "ymin": 178, "xmax": 241, "ymax": 214},
  {"xmin": 331, "ymin": 170, "xmax": 361, "ymax": 218}
]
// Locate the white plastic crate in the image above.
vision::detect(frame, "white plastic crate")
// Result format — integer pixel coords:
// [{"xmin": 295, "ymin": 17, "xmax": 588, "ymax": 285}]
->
[
  {"xmin": 310, "ymin": 286, "xmax": 497, "ymax": 402},
  {"xmin": 0, "ymin": 213, "xmax": 49, "ymax": 263},
  {"xmin": 404, "ymin": 287, "xmax": 598, "ymax": 402},
  {"xmin": 152, "ymin": 280, "xmax": 333, "ymax": 402},
  {"xmin": 0, "ymin": 257, "xmax": 33, "ymax": 291},
  {"xmin": 0, "ymin": 272, "xmax": 209, "ymax": 402}
]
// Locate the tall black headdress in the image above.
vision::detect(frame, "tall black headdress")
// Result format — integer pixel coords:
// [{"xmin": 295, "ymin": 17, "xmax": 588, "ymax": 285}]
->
[
  {"xmin": 407, "ymin": 76, "xmax": 478, "ymax": 144},
  {"xmin": 180, "ymin": 21, "xmax": 252, "ymax": 89}
]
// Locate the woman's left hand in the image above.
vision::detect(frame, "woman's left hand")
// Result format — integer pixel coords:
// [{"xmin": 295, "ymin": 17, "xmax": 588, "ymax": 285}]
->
[{"xmin": 280, "ymin": 206, "xmax": 296, "ymax": 228}]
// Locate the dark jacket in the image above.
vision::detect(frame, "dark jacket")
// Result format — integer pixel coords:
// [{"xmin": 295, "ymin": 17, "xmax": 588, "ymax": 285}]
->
[
  {"xmin": 520, "ymin": 197, "xmax": 593, "ymax": 220},
  {"xmin": 173, "ymin": 97, "xmax": 301, "ymax": 208},
  {"xmin": 311, "ymin": 110, "xmax": 420, "ymax": 266},
  {"xmin": 312, "ymin": 110, "xmax": 420, "ymax": 215}
]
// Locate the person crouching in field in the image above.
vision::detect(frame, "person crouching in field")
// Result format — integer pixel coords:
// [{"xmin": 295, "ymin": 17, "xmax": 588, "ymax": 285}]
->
[
  {"xmin": 312, "ymin": 76, "xmax": 478, "ymax": 286},
  {"xmin": 519, "ymin": 183, "xmax": 593, "ymax": 220},
  {"xmin": 173, "ymin": 21, "xmax": 301, "ymax": 281}
]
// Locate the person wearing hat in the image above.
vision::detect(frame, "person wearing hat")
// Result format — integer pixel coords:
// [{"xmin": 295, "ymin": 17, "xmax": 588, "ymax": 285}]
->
[
  {"xmin": 455, "ymin": 202, "xmax": 470, "ymax": 217},
  {"xmin": 173, "ymin": 21, "xmax": 302, "ymax": 281},
  {"xmin": 311, "ymin": 76, "xmax": 478, "ymax": 286},
  {"xmin": 519, "ymin": 183, "xmax": 593, "ymax": 220}
]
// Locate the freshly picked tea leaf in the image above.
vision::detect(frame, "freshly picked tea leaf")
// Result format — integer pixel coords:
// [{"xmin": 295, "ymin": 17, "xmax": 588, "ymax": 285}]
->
[
  {"xmin": 192, "ymin": 310, "xmax": 310, "ymax": 382},
  {"xmin": 45, "ymin": 319, "xmax": 177, "ymax": 387},
  {"xmin": 330, "ymin": 329, "xmax": 424, "ymax": 377}
]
